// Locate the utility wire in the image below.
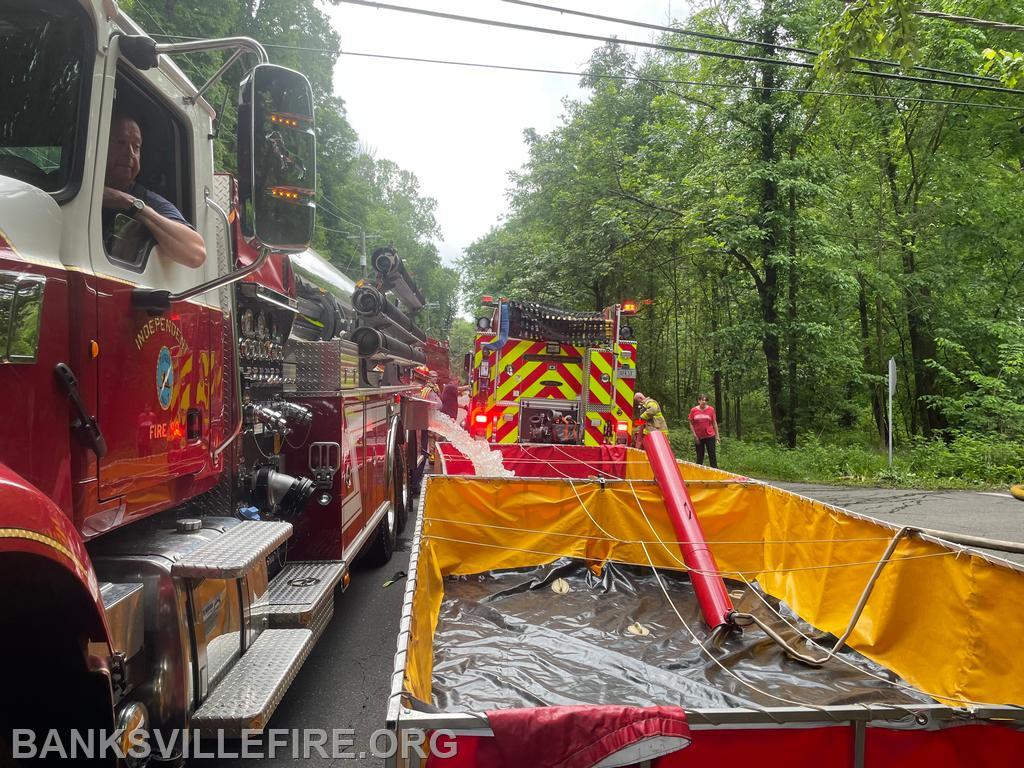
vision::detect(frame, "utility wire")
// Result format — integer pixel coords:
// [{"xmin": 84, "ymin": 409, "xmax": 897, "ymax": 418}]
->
[
  {"xmin": 335, "ymin": 0, "xmax": 1024, "ymax": 97},
  {"xmin": 319, "ymin": 196, "xmax": 367, "ymax": 229},
  {"xmin": 146, "ymin": 33, "xmax": 1018, "ymax": 111},
  {"xmin": 338, "ymin": 49, "xmax": 1021, "ymax": 112},
  {"xmin": 915, "ymin": 9, "xmax": 1024, "ymax": 34},
  {"xmin": 503, "ymin": 0, "xmax": 1000, "ymax": 84}
]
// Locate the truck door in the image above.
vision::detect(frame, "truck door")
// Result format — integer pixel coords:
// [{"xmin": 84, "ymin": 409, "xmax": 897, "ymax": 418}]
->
[{"xmin": 88, "ymin": 63, "xmax": 221, "ymax": 521}]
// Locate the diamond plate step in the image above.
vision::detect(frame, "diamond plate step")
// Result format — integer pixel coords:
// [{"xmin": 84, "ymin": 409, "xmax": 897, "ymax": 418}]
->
[
  {"xmin": 192, "ymin": 628, "xmax": 313, "ymax": 734},
  {"xmin": 262, "ymin": 561, "xmax": 346, "ymax": 628},
  {"xmin": 172, "ymin": 521, "xmax": 292, "ymax": 579}
]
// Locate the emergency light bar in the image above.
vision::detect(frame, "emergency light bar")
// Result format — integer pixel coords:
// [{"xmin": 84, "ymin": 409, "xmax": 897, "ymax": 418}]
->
[{"xmin": 621, "ymin": 300, "xmax": 638, "ymax": 315}]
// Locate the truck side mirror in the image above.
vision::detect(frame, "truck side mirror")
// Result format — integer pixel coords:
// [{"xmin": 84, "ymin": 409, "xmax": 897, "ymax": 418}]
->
[
  {"xmin": 463, "ymin": 352, "xmax": 471, "ymax": 375},
  {"xmin": 237, "ymin": 63, "xmax": 316, "ymax": 252}
]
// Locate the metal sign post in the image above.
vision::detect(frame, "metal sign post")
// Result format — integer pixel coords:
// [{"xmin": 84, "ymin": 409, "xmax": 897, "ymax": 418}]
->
[{"xmin": 888, "ymin": 357, "xmax": 896, "ymax": 467}]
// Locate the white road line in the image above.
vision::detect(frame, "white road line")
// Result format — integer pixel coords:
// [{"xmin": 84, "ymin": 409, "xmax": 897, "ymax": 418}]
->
[{"xmin": 978, "ymin": 492, "xmax": 1013, "ymax": 498}]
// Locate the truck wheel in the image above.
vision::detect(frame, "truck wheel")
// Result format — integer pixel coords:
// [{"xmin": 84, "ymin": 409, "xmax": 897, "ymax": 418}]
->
[
  {"xmin": 365, "ymin": 489, "xmax": 398, "ymax": 566},
  {"xmin": 394, "ymin": 443, "xmax": 410, "ymax": 534}
]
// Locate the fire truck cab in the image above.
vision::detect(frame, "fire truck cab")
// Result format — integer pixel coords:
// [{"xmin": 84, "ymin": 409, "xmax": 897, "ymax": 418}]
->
[
  {"xmin": 468, "ymin": 299, "xmax": 638, "ymax": 446},
  {"xmin": 0, "ymin": 0, "xmax": 426, "ymax": 758}
]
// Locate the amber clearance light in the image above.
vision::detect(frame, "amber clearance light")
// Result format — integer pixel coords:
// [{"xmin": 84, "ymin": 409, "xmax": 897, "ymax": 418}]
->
[
  {"xmin": 269, "ymin": 186, "xmax": 313, "ymax": 204},
  {"xmin": 270, "ymin": 113, "xmax": 303, "ymax": 128}
]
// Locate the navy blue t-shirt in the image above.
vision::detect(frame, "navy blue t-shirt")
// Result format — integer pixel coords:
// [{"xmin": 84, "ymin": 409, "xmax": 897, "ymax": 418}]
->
[
  {"xmin": 132, "ymin": 183, "xmax": 189, "ymax": 226},
  {"xmin": 102, "ymin": 182, "xmax": 190, "ymax": 232}
]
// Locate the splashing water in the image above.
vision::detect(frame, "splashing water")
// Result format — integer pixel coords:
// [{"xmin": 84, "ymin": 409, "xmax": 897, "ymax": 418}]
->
[{"xmin": 428, "ymin": 411, "xmax": 513, "ymax": 477}]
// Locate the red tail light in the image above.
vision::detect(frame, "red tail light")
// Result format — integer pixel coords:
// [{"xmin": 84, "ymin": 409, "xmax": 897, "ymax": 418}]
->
[{"xmin": 474, "ymin": 414, "xmax": 488, "ymax": 425}]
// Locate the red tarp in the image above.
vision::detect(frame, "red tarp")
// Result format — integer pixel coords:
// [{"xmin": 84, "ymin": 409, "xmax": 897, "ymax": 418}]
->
[
  {"xmin": 427, "ymin": 705, "xmax": 690, "ymax": 768},
  {"xmin": 425, "ymin": 721, "xmax": 1024, "ymax": 767},
  {"xmin": 437, "ymin": 443, "xmax": 629, "ymax": 479}
]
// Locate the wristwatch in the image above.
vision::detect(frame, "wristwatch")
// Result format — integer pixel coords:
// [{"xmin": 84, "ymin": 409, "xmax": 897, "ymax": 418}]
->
[{"xmin": 127, "ymin": 197, "xmax": 145, "ymax": 218}]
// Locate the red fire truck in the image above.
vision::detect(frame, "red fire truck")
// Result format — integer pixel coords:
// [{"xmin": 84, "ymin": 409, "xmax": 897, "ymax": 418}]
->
[
  {"xmin": 0, "ymin": 0, "xmax": 432, "ymax": 756},
  {"xmin": 467, "ymin": 298, "xmax": 639, "ymax": 446}
]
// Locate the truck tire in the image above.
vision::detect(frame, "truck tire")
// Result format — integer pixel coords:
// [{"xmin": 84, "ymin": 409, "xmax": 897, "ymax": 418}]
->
[
  {"xmin": 365, "ymin": 446, "xmax": 408, "ymax": 566},
  {"xmin": 395, "ymin": 443, "xmax": 411, "ymax": 534},
  {"xmin": 364, "ymin": 496, "xmax": 398, "ymax": 566}
]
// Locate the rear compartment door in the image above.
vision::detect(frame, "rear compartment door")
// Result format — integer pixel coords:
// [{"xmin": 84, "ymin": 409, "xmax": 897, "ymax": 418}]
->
[{"xmin": 584, "ymin": 349, "xmax": 614, "ymax": 445}]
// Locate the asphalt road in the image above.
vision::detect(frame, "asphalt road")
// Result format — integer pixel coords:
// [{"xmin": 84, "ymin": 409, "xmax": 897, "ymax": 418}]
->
[
  {"xmin": 243, "ymin": 481, "xmax": 1023, "ymax": 765},
  {"xmin": 216, "ymin": 528, "xmax": 414, "ymax": 767}
]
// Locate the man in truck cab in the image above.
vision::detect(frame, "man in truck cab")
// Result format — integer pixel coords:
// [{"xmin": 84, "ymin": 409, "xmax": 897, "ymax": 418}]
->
[{"xmin": 102, "ymin": 109, "xmax": 206, "ymax": 268}]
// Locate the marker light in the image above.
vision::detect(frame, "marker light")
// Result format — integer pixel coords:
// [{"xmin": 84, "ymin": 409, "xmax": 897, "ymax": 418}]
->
[
  {"xmin": 474, "ymin": 413, "xmax": 488, "ymax": 424},
  {"xmin": 270, "ymin": 186, "xmax": 308, "ymax": 202},
  {"xmin": 270, "ymin": 113, "xmax": 303, "ymax": 128}
]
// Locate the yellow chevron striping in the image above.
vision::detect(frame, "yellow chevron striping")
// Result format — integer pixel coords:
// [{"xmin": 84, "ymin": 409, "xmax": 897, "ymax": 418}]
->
[{"xmin": 588, "ymin": 350, "xmax": 613, "ymax": 405}]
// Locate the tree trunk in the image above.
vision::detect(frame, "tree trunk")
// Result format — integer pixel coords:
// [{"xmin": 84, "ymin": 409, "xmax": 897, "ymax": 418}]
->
[
  {"xmin": 882, "ymin": 152, "xmax": 947, "ymax": 437},
  {"xmin": 756, "ymin": 1, "xmax": 786, "ymax": 442},
  {"xmin": 858, "ymin": 275, "xmax": 886, "ymax": 446},
  {"xmin": 734, "ymin": 394, "xmax": 742, "ymax": 440},
  {"xmin": 672, "ymin": 265, "xmax": 681, "ymax": 416},
  {"xmin": 785, "ymin": 185, "xmax": 798, "ymax": 449},
  {"xmin": 711, "ymin": 278, "xmax": 723, "ymax": 418}
]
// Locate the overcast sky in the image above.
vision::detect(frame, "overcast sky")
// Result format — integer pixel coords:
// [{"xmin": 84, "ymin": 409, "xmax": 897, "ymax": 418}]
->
[{"xmin": 324, "ymin": 0, "xmax": 687, "ymax": 266}]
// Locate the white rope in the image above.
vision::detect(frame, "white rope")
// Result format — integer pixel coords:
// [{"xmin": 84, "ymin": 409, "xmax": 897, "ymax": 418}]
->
[
  {"xmin": 567, "ymin": 479, "xmax": 624, "ymax": 542},
  {"xmin": 636, "ymin": 541, "xmax": 846, "ymax": 717},
  {"xmin": 733, "ymin": 572, "xmax": 1008, "ymax": 710},
  {"xmin": 423, "ymin": 533, "xmax": 684, "ymax": 571},
  {"xmin": 626, "ymin": 477, "xmax": 688, "ymax": 568},
  {"xmin": 516, "ymin": 445, "xmax": 574, "ymax": 479},
  {"xmin": 425, "ymin": 515, "xmax": 894, "ymax": 545},
  {"xmin": 424, "ymin": 520, "xmax": 955, "ymax": 574},
  {"xmin": 551, "ymin": 443, "xmax": 622, "ymax": 478}
]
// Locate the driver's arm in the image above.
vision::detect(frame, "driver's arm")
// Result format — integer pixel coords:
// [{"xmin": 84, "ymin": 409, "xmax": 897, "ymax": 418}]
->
[{"xmin": 103, "ymin": 187, "xmax": 206, "ymax": 268}]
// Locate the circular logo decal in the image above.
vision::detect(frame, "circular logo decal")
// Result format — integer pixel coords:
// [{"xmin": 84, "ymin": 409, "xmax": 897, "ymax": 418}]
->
[{"xmin": 156, "ymin": 346, "xmax": 174, "ymax": 411}]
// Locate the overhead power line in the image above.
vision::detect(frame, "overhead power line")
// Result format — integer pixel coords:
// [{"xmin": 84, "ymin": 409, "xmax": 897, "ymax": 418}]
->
[
  {"xmin": 502, "ymin": 0, "xmax": 1000, "ymax": 85},
  {"xmin": 914, "ymin": 9, "xmax": 1024, "ymax": 34},
  {"xmin": 318, "ymin": 196, "xmax": 367, "ymax": 229},
  {"xmin": 338, "ymin": 49, "xmax": 1021, "ymax": 112},
  {"xmin": 145, "ymin": 33, "xmax": 1018, "ymax": 112},
  {"xmin": 335, "ymin": 0, "xmax": 1024, "ymax": 97}
]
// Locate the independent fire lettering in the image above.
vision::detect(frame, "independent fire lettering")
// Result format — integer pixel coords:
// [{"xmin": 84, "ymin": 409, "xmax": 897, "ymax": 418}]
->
[{"xmin": 134, "ymin": 317, "xmax": 190, "ymax": 356}]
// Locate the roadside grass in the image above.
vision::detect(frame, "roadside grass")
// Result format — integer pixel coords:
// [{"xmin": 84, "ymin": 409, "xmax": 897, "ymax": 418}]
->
[{"xmin": 668, "ymin": 433, "xmax": 1024, "ymax": 490}]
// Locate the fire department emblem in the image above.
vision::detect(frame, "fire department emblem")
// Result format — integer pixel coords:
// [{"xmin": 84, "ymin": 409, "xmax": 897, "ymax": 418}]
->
[{"xmin": 156, "ymin": 346, "xmax": 174, "ymax": 411}]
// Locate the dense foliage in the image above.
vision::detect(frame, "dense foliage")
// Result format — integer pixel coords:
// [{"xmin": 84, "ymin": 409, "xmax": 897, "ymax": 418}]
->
[
  {"xmin": 122, "ymin": 0, "xmax": 459, "ymax": 332},
  {"xmin": 460, "ymin": 0, "xmax": 1024, "ymax": 478}
]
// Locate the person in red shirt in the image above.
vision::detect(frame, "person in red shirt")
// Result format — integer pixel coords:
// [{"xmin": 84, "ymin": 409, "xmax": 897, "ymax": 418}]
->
[{"xmin": 688, "ymin": 394, "xmax": 720, "ymax": 468}]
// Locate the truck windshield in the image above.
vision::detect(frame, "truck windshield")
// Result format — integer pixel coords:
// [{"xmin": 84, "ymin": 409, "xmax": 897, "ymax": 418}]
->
[{"xmin": 0, "ymin": 2, "xmax": 88, "ymax": 195}]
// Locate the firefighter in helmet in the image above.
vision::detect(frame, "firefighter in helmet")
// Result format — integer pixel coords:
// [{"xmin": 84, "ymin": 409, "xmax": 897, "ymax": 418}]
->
[
  {"xmin": 634, "ymin": 392, "xmax": 669, "ymax": 438},
  {"xmin": 419, "ymin": 369, "xmax": 442, "ymax": 403}
]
